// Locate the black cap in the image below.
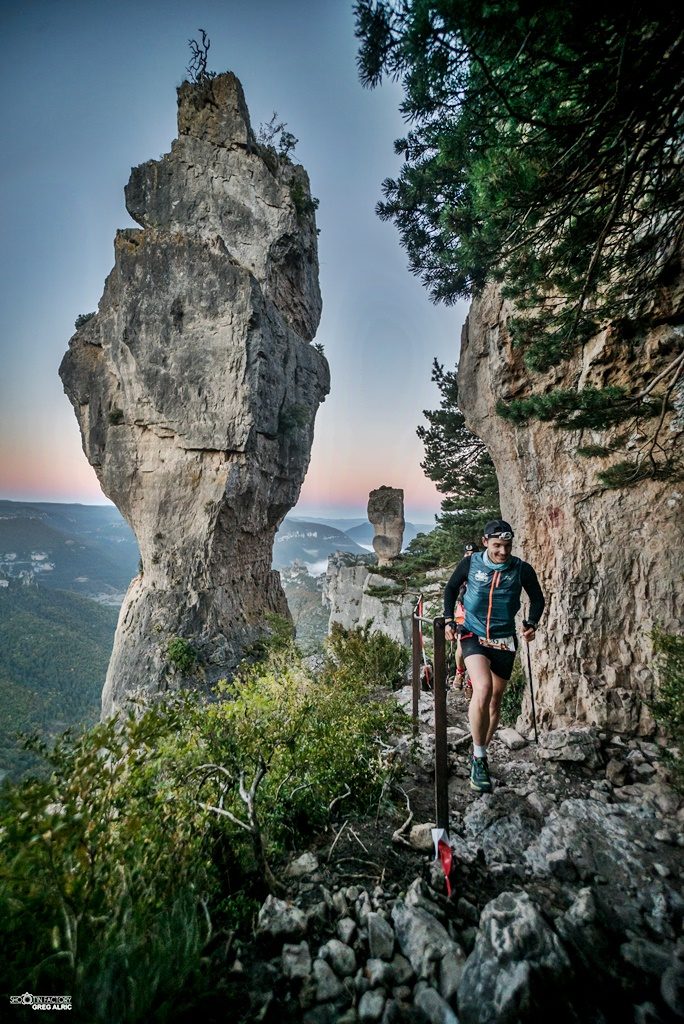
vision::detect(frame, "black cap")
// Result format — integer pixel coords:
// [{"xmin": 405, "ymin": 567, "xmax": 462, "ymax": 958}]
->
[
  {"xmin": 483, "ymin": 519, "xmax": 514, "ymax": 538},
  {"xmin": 463, "ymin": 543, "xmax": 476, "ymax": 553}
]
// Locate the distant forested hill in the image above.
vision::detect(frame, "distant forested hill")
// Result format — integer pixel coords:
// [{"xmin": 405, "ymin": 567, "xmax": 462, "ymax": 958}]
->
[
  {"xmin": 0, "ymin": 581, "xmax": 118, "ymax": 782},
  {"xmin": 0, "ymin": 500, "xmax": 139, "ymax": 602},
  {"xmin": 273, "ymin": 519, "xmax": 366, "ymax": 569}
]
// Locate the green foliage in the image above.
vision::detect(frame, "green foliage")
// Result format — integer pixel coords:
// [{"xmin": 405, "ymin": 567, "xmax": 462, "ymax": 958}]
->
[
  {"xmin": 74, "ymin": 312, "xmax": 95, "ymax": 329},
  {"xmin": 257, "ymin": 112, "xmax": 298, "ymax": 157},
  {"xmin": 390, "ymin": 357, "xmax": 499, "ymax": 581},
  {"xmin": 0, "ymin": 583, "xmax": 117, "ymax": 782},
  {"xmin": 355, "ymin": 1, "xmax": 684, "ymax": 475},
  {"xmin": 289, "ymin": 179, "xmax": 320, "ymax": 220},
  {"xmin": 313, "ymin": 342, "xmax": 325, "ymax": 355},
  {"xmin": 166, "ymin": 636, "xmax": 199, "ymax": 674},
  {"xmin": 497, "ymin": 387, "xmax": 659, "ymax": 431},
  {"xmin": 278, "ymin": 402, "xmax": 310, "ymax": 434},
  {"xmin": 596, "ymin": 459, "xmax": 678, "ymax": 489},
  {"xmin": 500, "ymin": 660, "xmax": 525, "ymax": 727},
  {"xmin": 355, "ymin": 1, "xmax": 683, "ymax": 351},
  {"xmin": 0, "ymin": 636, "xmax": 408, "ymax": 1018},
  {"xmin": 0, "ymin": 695, "xmax": 215, "ymax": 1022},
  {"xmin": 577, "ymin": 445, "xmax": 618, "ymax": 458},
  {"xmin": 325, "ymin": 622, "xmax": 411, "ymax": 691},
  {"xmin": 650, "ymin": 630, "xmax": 684, "ymax": 792},
  {"xmin": 108, "ymin": 407, "xmax": 124, "ymax": 425}
]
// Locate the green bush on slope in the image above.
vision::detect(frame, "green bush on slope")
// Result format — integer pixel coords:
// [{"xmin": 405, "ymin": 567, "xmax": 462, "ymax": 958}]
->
[
  {"xmin": 0, "ymin": 627, "xmax": 409, "ymax": 1022},
  {"xmin": 650, "ymin": 629, "xmax": 684, "ymax": 792}
]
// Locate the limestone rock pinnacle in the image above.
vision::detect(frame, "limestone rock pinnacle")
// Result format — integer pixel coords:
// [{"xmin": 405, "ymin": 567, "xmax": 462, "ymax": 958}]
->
[
  {"xmin": 368, "ymin": 487, "xmax": 405, "ymax": 566},
  {"xmin": 59, "ymin": 71, "xmax": 330, "ymax": 718}
]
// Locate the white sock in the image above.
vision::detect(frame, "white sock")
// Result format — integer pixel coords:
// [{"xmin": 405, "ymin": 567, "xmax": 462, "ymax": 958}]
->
[{"xmin": 473, "ymin": 744, "xmax": 487, "ymax": 758}]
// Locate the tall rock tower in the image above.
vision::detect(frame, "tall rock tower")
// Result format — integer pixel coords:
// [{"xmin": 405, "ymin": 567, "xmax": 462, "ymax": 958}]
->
[{"xmin": 60, "ymin": 73, "xmax": 329, "ymax": 718}]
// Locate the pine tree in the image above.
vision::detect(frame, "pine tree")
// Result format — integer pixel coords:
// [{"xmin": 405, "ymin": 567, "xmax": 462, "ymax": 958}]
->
[{"xmin": 355, "ymin": 1, "xmax": 684, "ymax": 484}]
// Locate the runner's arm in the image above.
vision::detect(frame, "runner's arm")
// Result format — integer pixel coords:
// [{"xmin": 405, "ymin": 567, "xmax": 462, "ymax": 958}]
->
[
  {"xmin": 444, "ymin": 559, "xmax": 470, "ymax": 620},
  {"xmin": 521, "ymin": 562, "xmax": 545, "ymax": 626}
]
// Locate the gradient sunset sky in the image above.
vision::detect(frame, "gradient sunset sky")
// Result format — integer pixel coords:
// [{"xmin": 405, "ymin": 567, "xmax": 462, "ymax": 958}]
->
[{"xmin": 0, "ymin": 0, "xmax": 467, "ymax": 522}]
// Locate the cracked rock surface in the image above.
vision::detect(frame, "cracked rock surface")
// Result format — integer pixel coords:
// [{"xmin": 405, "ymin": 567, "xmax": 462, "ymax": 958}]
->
[{"xmin": 59, "ymin": 72, "xmax": 329, "ymax": 717}]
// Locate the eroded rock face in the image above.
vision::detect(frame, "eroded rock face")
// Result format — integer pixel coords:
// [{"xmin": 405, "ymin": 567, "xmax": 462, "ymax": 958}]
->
[
  {"xmin": 458, "ymin": 281, "xmax": 683, "ymax": 734},
  {"xmin": 323, "ymin": 554, "xmax": 414, "ymax": 644},
  {"xmin": 368, "ymin": 486, "xmax": 405, "ymax": 565},
  {"xmin": 59, "ymin": 73, "xmax": 329, "ymax": 718}
]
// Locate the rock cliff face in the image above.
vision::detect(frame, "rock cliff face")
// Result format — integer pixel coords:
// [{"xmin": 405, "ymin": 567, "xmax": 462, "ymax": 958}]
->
[
  {"xmin": 60, "ymin": 72, "xmax": 329, "ymax": 718},
  {"xmin": 324, "ymin": 552, "xmax": 415, "ymax": 646},
  {"xmin": 458, "ymin": 282, "xmax": 683, "ymax": 735}
]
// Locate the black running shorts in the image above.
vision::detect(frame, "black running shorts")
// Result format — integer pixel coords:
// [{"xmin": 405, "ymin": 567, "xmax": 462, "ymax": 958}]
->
[{"xmin": 459, "ymin": 632, "xmax": 517, "ymax": 680}]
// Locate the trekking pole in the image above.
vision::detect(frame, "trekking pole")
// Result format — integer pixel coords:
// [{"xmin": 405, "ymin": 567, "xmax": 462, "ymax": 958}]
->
[{"xmin": 525, "ymin": 641, "xmax": 539, "ymax": 743}]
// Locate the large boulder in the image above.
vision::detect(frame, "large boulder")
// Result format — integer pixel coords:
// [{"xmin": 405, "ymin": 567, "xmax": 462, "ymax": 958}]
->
[
  {"xmin": 457, "ymin": 891, "xmax": 571, "ymax": 1024},
  {"xmin": 60, "ymin": 72, "xmax": 329, "ymax": 717},
  {"xmin": 368, "ymin": 486, "xmax": 405, "ymax": 566}
]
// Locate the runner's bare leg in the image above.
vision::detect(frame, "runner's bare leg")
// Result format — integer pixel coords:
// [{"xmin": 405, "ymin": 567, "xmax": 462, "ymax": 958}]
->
[
  {"xmin": 464, "ymin": 654, "xmax": 492, "ymax": 747},
  {"xmin": 485, "ymin": 672, "xmax": 508, "ymax": 746}
]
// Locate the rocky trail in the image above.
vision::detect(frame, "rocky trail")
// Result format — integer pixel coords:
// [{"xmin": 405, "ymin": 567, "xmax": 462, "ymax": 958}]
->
[{"xmin": 215, "ymin": 682, "xmax": 684, "ymax": 1024}]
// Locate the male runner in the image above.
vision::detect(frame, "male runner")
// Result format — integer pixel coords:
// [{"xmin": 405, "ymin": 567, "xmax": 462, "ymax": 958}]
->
[{"xmin": 443, "ymin": 520, "xmax": 544, "ymax": 794}]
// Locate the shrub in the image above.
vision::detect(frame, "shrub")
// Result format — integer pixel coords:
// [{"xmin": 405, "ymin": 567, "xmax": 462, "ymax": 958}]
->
[
  {"xmin": 278, "ymin": 403, "xmax": 310, "ymax": 434},
  {"xmin": 108, "ymin": 407, "xmax": 124, "ymax": 425},
  {"xmin": 500, "ymin": 660, "xmax": 526, "ymax": 727},
  {"xmin": 325, "ymin": 622, "xmax": 411, "ymax": 691},
  {"xmin": 0, "ymin": 636, "xmax": 408, "ymax": 1019},
  {"xmin": 650, "ymin": 629, "xmax": 684, "ymax": 792},
  {"xmin": 0, "ymin": 696, "xmax": 215, "ymax": 1022},
  {"xmin": 167, "ymin": 636, "xmax": 199, "ymax": 673},
  {"xmin": 75, "ymin": 312, "xmax": 95, "ymax": 329}
]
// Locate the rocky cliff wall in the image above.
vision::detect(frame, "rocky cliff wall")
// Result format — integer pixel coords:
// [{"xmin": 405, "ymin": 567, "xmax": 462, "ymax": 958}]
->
[
  {"xmin": 60, "ymin": 73, "xmax": 329, "ymax": 718},
  {"xmin": 324, "ymin": 553, "xmax": 415, "ymax": 646},
  {"xmin": 458, "ymin": 282, "xmax": 683, "ymax": 735}
]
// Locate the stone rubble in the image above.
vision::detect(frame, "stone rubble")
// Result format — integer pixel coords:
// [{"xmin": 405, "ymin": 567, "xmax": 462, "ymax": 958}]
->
[{"xmin": 233, "ymin": 707, "xmax": 683, "ymax": 1023}]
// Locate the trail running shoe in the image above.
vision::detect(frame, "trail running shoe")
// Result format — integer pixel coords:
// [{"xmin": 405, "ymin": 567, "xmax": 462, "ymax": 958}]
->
[{"xmin": 470, "ymin": 755, "xmax": 492, "ymax": 794}]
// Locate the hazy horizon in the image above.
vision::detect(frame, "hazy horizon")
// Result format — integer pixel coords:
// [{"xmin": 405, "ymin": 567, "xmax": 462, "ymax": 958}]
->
[{"xmin": 0, "ymin": 1, "xmax": 466, "ymax": 523}]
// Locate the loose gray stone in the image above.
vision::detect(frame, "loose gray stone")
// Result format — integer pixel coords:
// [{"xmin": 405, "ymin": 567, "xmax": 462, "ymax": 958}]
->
[
  {"xmin": 368, "ymin": 912, "xmax": 395, "ymax": 960},
  {"xmin": 406, "ymin": 879, "xmax": 447, "ymax": 921},
  {"xmin": 304, "ymin": 1005, "xmax": 343, "ymax": 1024},
  {"xmin": 409, "ymin": 822, "xmax": 437, "ymax": 852},
  {"xmin": 257, "ymin": 895, "xmax": 307, "ymax": 942},
  {"xmin": 537, "ymin": 727, "xmax": 602, "ymax": 767},
  {"xmin": 338, "ymin": 916, "xmax": 357, "ymax": 945},
  {"xmin": 620, "ymin": 938, "xmax": 672, "ymax": 977},
  {"xmin": 392, "ymin": 900, "xmax": 459, "ymax": 979},
  {"xmin": 365, "ymin": 958, "xmax": 393, "ymax": 987},
  {"xmin": 282, "ymin": 940, "xmax": 312, "ymax": 980},
  {"xmin": 389, "ymin": 953, "xmax": 414, "ymax": 986},
  {"xmin": 457, "ymin": 891, "xmax": 571, "ymax": 1024},
  {"xmin": 358, "ymin": 988, "xmax": 387, "ymax": 1023},
  {"xmin": 320, "ymin": 938, "xmax": 356, "ymax": 978},
  {"xmin": 439, "ymin": 944, "xmax": 466, "ymax": 1001},
  {"xmin": 414, "ymin": 983, "xmax": 459, "ymax": 1023},
  {"xmin": 661, "ymin": 960, "xmax": 684, "ymax": 1017},
  {"xmin": 333, "ymin": 890, "xmax": 350, "ymax": 916},
  {"xmin": 497, "ymin": 727, "xmax": 527, "ymax": 750},
  {"xmin": 285, "ymin": 852, "xmax": 320, "ymax": 878},
  {"xmin": 313, "ymin": 958, "xmax": 344, "ymax": 1002}
]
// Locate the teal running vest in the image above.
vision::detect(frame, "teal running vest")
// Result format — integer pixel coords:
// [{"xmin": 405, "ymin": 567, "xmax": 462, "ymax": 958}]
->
[{"xmin": 462, "ymin": 551, "xmax": 524, "ymax": 639}]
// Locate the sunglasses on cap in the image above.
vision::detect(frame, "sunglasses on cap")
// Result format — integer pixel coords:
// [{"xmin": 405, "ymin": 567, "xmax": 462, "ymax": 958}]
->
[{"xmin": 486, "ymin": 531, "xmax": 513, "ymax": 540}]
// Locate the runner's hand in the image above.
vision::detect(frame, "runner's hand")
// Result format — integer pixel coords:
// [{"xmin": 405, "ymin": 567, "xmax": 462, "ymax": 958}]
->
[
  {"xmin": 522, "ymin": 626, "xmax": 536, "ymax": 642},
  {"xmin": 445, "ymin": 623, "xmax": 457, "ymax": 641}
]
